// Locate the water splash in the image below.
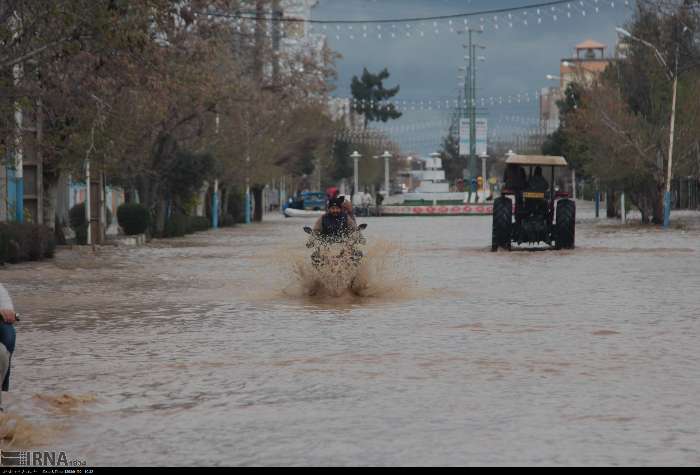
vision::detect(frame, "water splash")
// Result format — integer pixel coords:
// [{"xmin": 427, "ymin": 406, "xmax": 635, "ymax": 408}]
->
[
  {"xmin": 284, "ymin": 240, "xmax": 415, "ymax": 300},
  {"xmin": 0, "ymin": 412, "xmax": 53, "ymax": 448},
  {"xmin": 33, "ymin": 394, "xmax": 97, "ymax": 412}
]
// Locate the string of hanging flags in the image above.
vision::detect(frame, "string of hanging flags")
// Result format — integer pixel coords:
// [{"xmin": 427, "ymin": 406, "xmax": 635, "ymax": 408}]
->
[
  {"xmin": 329, "ymin": 90, "xmax": 545, "ymax": 114},
  {"xmin": 210, "ymin": 0, "xmax": 635, "ymax": 44},
  {"xmin": 367, "ymin": 115, "xmax": 546, "ymax": 135},
  {"xmin": 215, "ymin": 0, "xmax": 634, "ymax": 43},
  {"xmin": 335, "ymin": 122, "xmax": 551, "ymax": 146}
]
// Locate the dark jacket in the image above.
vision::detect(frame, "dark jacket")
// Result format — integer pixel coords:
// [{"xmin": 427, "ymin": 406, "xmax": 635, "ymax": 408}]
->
[
  {"xmin": 313, "ymin": 212, "xmax": 356, "ymax": 237},
  {"xmin": 0, "ymin": 324, "xmax": 14, "ymax": 391},
  {"xmin": 0, "ymin": 283, "xmax": 15, "ymax": 391}
]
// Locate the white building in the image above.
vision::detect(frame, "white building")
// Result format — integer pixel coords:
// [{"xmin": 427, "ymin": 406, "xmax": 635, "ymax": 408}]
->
[
  {"xmin": 275, "ymin": 0, "xmax": 327, "ymax": 72},
  {"xmin": 539, "ymin": 86, "xmax": 562, "ymax": 135},
  {"xmin": 414, "ymin": 156, "xmax": 449, "ymax": 193}
]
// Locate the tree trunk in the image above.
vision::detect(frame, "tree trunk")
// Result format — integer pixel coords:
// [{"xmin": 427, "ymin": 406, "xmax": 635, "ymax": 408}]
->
[
  {"xmin": 252, "ymin": 185, "xmax": 264, "ymax": 222},
  {"xmin": 253, "ymin": 0, "xmax": 265, "ymax": 83},
  {"xmin": 42, "ymin": 171, "xmax": 60, "ymax": 231},
  {"xmin": 136, "ymin": 175, "xmax": 162, "ymax": 236},
  {"xmin": 652, "ymin": 184, "xmax": 665, "ymax": 225},
  {"xmin": 221, "ymin": 185, "xmax": 230, "ymax": 218},
  {"xmin": 606, "ymin": 188, "xmax": 617, "ymax": 218},
  {"xmin": 155, "ymin": 198, "xmax": 167, "ymax": 236},
  {"xmin": 631, "ymin": 191, "xmax": 651, "ymax": 224}
]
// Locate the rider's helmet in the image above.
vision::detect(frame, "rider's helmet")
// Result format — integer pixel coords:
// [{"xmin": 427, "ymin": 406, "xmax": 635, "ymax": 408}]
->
[{"xmin": 327, "ymin": 196, "xmax": 344, "ymax": 210}]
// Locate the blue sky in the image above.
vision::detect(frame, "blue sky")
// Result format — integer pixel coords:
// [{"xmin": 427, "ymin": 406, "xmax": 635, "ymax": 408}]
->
[{"xmin": 312, "ymin": 0, "xmax": 635, "ymax": 155}]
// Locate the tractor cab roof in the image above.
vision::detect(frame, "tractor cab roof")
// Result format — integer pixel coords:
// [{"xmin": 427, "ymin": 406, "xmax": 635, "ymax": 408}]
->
[{"xmin": 505, "ymin": 154, "xmax": 568, "ymax": 167}]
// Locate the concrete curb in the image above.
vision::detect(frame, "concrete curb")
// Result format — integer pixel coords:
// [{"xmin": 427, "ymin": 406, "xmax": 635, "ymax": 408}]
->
[{"xmin": 109, "ymin": 234, "xmax": 147, "ymax": 247}]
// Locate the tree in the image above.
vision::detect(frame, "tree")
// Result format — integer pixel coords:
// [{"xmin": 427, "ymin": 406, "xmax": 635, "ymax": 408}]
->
[
  {"xmin": 329, "ymin": 136, "xmax": 353, "ymax": 183},
  {"xmin": 439, "ymin": 110, "xmax": 467, "ymax": 184},
  {"xmin": 548, "ymin": 1, "xmax": 700, "ymax": 224},
  {"xmin": 350, "ymin": 68, "xmax": 402, "ymax": 129},
  {"xmin": 2, "ymin": 0, "xmax": 342, "ymax": 230},
  {"xmin": 542, "ymin": 82, "xmax": 590, "ymax": 174}
]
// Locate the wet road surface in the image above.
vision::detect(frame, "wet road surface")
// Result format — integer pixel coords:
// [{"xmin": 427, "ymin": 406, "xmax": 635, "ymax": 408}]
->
[{"xmin": 2, "ymin": 204, "xmax": 700, "ymax": 466}]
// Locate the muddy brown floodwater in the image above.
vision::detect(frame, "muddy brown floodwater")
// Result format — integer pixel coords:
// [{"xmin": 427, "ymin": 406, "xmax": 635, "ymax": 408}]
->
[{"xmin": 1, "ymin": 204, "xmax": 699, "ymax": 466}]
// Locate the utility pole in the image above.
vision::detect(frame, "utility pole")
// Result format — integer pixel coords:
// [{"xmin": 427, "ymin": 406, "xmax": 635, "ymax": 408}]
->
[
  {"xmin": 11, "ymin": 13, "xmax": 24, "ymax": 223},
  {"xmin": 462, "ymin": 29, "xmax": 484, "ymax": 180},
  {"xmin": 462, "ymin": 30, "xmax": 473, "ymax": 176},
  {"xmin": 470, "ymin": 41, "xmax": 477, "ymax": 180}
]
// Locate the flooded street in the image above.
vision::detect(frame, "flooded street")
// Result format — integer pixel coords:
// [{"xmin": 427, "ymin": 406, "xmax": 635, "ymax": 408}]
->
[{"xmin": 2, "ymin": 205, "xmax": 700, "ymax": 466}]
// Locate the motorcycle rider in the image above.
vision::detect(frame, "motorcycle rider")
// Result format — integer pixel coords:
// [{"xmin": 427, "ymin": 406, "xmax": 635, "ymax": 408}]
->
[
  {"xmin": 309, "ymin": 196, "xmax": 363, "ymax": 272},
  {"xmin": 313, "ymin": 196, "xmax": 357, "ymax": 238},
  {"xmin": 0, "ymin": 283, "xmax": 17, "ymax": 412}
]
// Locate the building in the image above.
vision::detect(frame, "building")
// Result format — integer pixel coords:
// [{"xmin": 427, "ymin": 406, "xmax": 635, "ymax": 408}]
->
[
  {"xmin": 539, "ymin": 86, "xmax": 562, "ymax": 135},
  {"xmin": 263, "ymin": 0, "xmax": 329, "ymax": 80},
  {"xmin": 1, "ymin": 98, "xmax": 43, "ymax": 225},
  {"xmin": 559, "ymin": 39, "xmax": 613, "ymax": 91},
  {"xmin": 278, "ymin": 0, "xmax": 325, "ymax": 59},
  {"xmin": 540, "ymin": 40, "xmax": 616, "ymax": 134}
]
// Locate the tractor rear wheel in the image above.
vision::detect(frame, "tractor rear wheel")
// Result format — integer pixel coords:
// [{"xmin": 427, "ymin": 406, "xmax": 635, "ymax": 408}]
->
[
  {"xmin": 555, "ymin": 199, "xmax": 576, "ymax": 249},
  {"xmin": 492, "ymin": 197, "xmax": 512, "ymax": 252}
]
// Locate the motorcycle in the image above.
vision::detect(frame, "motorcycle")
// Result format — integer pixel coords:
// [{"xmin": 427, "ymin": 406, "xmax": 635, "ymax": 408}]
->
[{"xmin": 302, "ymin": 224, "xmax": 368, "ymax": 295}]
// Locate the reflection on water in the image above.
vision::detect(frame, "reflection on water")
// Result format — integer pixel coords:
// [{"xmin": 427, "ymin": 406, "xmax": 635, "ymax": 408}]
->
[{"xmin": 2, "ymin": 210, "xmax": 700, "ymax": 465}]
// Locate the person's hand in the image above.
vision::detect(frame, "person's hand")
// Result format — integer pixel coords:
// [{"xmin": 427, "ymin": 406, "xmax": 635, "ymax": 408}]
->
[{"xmin": 0, "ymin": 309, "xmax": 16, "ymax": 324}]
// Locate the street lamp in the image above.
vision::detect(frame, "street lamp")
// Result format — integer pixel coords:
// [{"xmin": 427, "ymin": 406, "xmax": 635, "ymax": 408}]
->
[
  {"xmin": 212, "ymin": 113, "xmax": 220, "ymax": 229},
  {"xmin": 480, "ymin": 152, "xmax": 489, "ymax": 186},
  {"xmin": 245, "ymin": 154, "xmax": 251, "ymax": 224},
  {"xmin": 12, "ymin": 62, "xmax": 24, "ymax": 224},
  {"xmin": 381, "ymin": 150, "xmax": 392, "ymax": 195},
  {"xmin": 616, "ymin": 27, "xmax": 670, "ymax": 70},
  {"xmin": 616, "ymin": 25, "xmax": 681, "ymax": 228},
  {"xmin": 351, "ymin": 150, "xmax": 362, "ymax": 195}
]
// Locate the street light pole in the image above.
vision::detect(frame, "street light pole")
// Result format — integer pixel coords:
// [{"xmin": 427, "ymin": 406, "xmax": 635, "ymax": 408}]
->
[
  {"xmin": 245, "ymin": 155, "xmax": 251, "ymax": 224},
  {"xmin": 382, "ymin": 150, "xmax": 392, "ymax": 195},
  {"xmin": 212, "ymin": 113, "xmax": 220, "ymax": 229},
  {"xmin": 664, "ymin": 43, "xmax": 680, "ymax": 229},
  {"xmin": 85, "ymin": 159, "xmax": 91, "ymax": 245},
  {"xmin": 13, "ymin": 62, "xmax": 23, "ymax": 223},
  {"xmin": 617, "ymin": 26, "xmax": 681, "ymax": 228},
  {"xmin": 351, "ymin": 151, "xmax": 362, "ymax": 196}
]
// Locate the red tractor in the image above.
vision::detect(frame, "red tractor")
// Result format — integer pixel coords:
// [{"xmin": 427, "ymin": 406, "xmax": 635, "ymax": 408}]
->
[{"xmin": 491, "ymin": 154, "xmax": 575, "ymax": 251}]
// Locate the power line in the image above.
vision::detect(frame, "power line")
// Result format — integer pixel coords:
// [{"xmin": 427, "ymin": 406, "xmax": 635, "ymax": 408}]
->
[{"xmin": 204, "ymin": 0, "xmax": 630, "ymax": 25}]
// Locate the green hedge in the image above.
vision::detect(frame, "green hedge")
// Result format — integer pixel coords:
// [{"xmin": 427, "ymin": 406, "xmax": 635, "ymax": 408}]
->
[
  {"xmin": 163, "ymin": 214, "xmax": 211, "ymax": 238},
  {"xmin": 222, "ymin": 214, "xmax": 237, "ymax": 228},
  {"xmin": 0, "ymin": 223, "xmax": 56, "ymax": 265},
  {"xmin": 69, "ymin": 203, "xmax": 88, "ymax": 245},
  {"xmin": 117, "ymin": 203, "xmax": 150, "ymax": 236},
  {"xmin": 68, "ymin": 203, "xmax": 113, "ymax": 245},
  {"xmin": 188, "ymin": 216, "xmax": 211, "ymax": 233},
  {"xmin": 164, "ymin": 213, "xmax": 189, "ymax": 238}
]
